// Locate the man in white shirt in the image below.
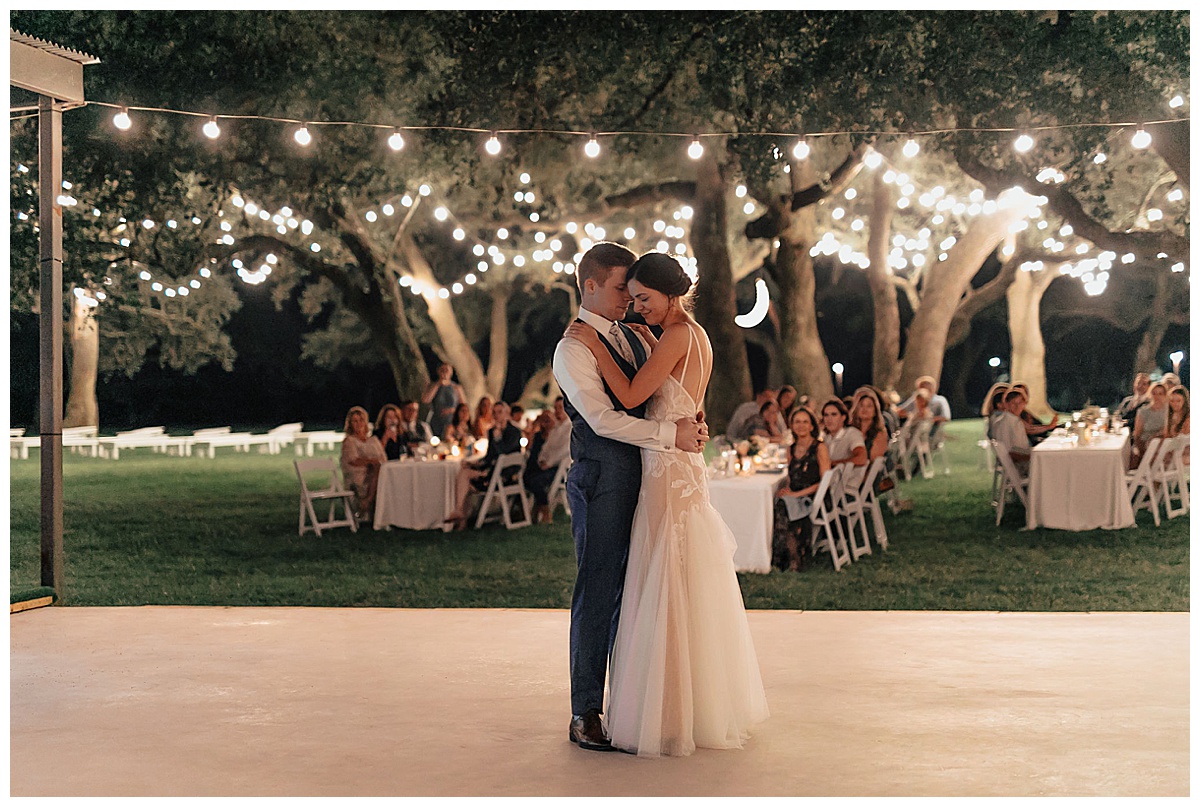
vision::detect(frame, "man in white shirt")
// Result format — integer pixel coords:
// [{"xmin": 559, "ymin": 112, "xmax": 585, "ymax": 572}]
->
[
  {"xmin": 398, "ymin": 400, "xmax": 433, "ymax": 452},
  {"xmin": 899, "ymin": 375, "xmax": 951, "ymax": 443},
  {"xmin": 992, "ymin": 389, "xmax": 1031, "ymax": 474},
  {"xmin": 727, "ymin": 389, "xmax": 777, "ymax": 441},
  {"xmin": 1116, "ymin": 372, "xmax": 1151, "ymax": 421},
  {"xmin": 537, "ymin": 396, "xmax": 572, "ymax": 472},
  {"xmin": 552, "ymin": 242, "xmax": 708, "ymax": 753}
]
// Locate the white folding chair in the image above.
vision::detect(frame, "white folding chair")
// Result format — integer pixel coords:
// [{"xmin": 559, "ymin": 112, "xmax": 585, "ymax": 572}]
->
[
  {"xmin": 474, "ymin": 451, "xmax": 533, "ymax": 529},
  {"xmin": 547, "ymin": 456, "xmax": 572, "ymax": 518},
  {"xmin": 1152, "ymin": 435, "xmax": 1189, "ymax": 520},
  {"xmin": 913, "ymin": 419, "xmax": 935, "ymax": 479},
  {"xmin": 1127, "ymin": 436, "xmax": 1162, "ymax": 526},
  {"xmin": 809, "ymin": 467, "xmax": 852, "ymax": 571},
  {"xmin": 894, "ymin": 417, "xmax": 918, "ymax": 480},
  {"xmin": 848, "ymin": 456, "xmax": 889, "ymax": 551},
  {"xmin": 294, "ymin": 458, "xmax": 358, "ymax": 536},
  {"xmin": 977, "ymin": 438, "xmax": 995, "ymax": 471},
  {"xmin": 833, "ymin": 462, "xmax": 872, "ymax": 561},
  {"xmin": 990, "ymin": 439, "xmax": 1029, "ymax": 526}
]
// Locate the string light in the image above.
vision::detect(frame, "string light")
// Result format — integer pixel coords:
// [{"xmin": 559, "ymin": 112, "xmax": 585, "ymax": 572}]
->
[
  {"xmin": 1014, "ymin": 133, "xmax": 1035, "ymax": 153},
  {"xmin": 1167, "ymin": 188, "xmax": 1184, "ymax": 202},
  {"xmin": 1169, "ymin": 95, "xmax": 1184, "ymax": 108},
  {"xmin": 202, "ymin": 117, "xmax": 221, "ymax": 139},
  {"xmin": 863, "ymin": 148, "xmax": 883, "ymax": 169},
  {"xmin": 1130, "ymin": 127, "xmax": 1152, "ymax": 149},
  {"xmin": 792, "ymin": 137, "xmax": 810, "ymax": 160},
  {"xmin": 294, "ymin": 124, "xmax": 312, "ymax": 147},
  {"xmin": 485, "ymin": 132, "xmax": 502, "ymax": 155},
  {"xmin": 687, "ymin": 136, "xmax": 704, "ymax": 160},
  {"xmin": 584, "ymin": 134, "xmax": 600, "ymax": 159},
  {"xmin": 112, "ymin": 107, "xmax": 132, "ymax": 131},
  {"xmin": 388, "ymin": 130, "xmax": 405, "ymax": 151},
  {"xmin": 902, "ymin": 138, "xmax": 920, "ymax": 158}
]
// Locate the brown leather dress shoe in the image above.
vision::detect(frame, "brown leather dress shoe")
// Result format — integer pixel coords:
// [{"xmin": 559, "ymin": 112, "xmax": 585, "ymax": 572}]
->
[{"xmin": 569, "ymin": 709, "xmax": 615, "ymax": 751}]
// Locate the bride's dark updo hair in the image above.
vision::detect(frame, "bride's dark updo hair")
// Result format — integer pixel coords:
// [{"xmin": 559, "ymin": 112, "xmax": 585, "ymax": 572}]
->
[{"xmin": 627, "ymin": 252, "xmax": 695, "ymax": 305}]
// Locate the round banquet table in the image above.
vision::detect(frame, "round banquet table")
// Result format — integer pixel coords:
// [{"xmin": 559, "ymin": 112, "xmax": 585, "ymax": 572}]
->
[
  {"xmin": 1026, "ymin": 432, "xmax": 1134, "ymax": 531},
  {"xmin": 373, "ymin": 457, "xmax": 463, "ymax": 531}
]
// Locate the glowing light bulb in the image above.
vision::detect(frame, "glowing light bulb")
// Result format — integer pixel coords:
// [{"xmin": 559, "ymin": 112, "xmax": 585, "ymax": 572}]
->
[
  {"xmin": 1169, "ymin": 95, "xmax": 1184, "ymax": 108},
  {"xmin": 202, "ymin": 118, "xmax": 221, "ymax": 139},
  {"xmin": 1014, "ymin": 134, "xmax": 1034, "ymax": 153},
  {"xmin": 1093, "ymin": 152, "xmax": 1107, "ymax": 164},
  {"xmin": 687, "ymin": 137, "xmax": 704, "ymax": 160},
  {"xmin": 863, "ymin": 149, "xmax": 883, "ymax": 169},
  {"xmin": 294, "ymin": 125, "xmax": 312, "ymax": 147},
  {"xmin": 112, "ymin": 108, "xmax": 132, "ymax": 130},
  {"xmin": 388, "ymin": 130, "xmax": 405, "ymax": 151},
  {"xmin": 792, "ymin": 138, "xmax": 810, "ymax": 160},
  {"xmin": 1131, "ymin": 127, "xmax": 1152, "ymax": 149},
  {"xmin": 485, "ymin": 133, "xmax": 501, "ymax": 155},
  {"xmin": 902, "ymin": 138, "xmax": 920, "ymax": 158},
  {"xmin": 584, "ymin": 135, "xmax": 600, "ymax": 159}
]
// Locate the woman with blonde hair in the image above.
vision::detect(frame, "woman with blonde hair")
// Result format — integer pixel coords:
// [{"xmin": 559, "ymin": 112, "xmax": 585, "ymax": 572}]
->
[{"xmin": 340, "ymin": 405, "xmax": 386, "ymax": 522}]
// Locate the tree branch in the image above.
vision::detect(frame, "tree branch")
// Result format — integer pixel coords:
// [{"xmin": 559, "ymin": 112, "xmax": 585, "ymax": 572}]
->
[
  {"xmin": 604, "ymin": 181, "xmax": 697, "ymax": 210},
  {"xmin": 788, "ymin": 143, "xmax": 870, "ymax": 211}
]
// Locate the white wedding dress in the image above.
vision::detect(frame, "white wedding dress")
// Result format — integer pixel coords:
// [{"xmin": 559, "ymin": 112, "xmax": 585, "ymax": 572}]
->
[{"xmin": 606, "ymin": 321, "xmax": 769, "ymax": 757}]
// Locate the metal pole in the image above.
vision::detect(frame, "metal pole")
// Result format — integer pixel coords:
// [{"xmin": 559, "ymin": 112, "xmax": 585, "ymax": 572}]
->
[{"xmin": 38, "ymin": 94, "xmax": 64, "ymax": 598}]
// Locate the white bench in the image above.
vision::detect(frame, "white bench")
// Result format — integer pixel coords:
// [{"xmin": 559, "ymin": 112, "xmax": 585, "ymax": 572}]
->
[
  {"xmin": 11, "ymin": 426, "xmax": 101, "ymax": 458},
  {"xmin": 192, "ymin": 423, "xmax": 303, "ymax": 458},
  {"xmin": 97, "ymin": 427, "xmax": 174, "ymax": 459},
  {"xmin": 293, "ymin": 430, "xmax": 345, "ymax": 456}
]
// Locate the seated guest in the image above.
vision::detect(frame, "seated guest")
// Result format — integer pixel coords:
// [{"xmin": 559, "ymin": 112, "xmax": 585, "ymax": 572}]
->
[
  {"xmin": 1133, "ymin": 382, "xmax": 1169, "ymax": 466},
  {"xmin": 523, "ymin": 412, "xmax": 563, "ymax": 524},
  {"xmin": 992, "ymin": 390, "xmax": 1032, "ymax": 475},
  {"xmin": 398, "ymin": 399, "xmax": 433, "ymax": 454},
  {"xmin": 849, "ymin": 388, "xmax": 890, "ymax": 469},
  {"xmin": 746, "ymin": 399, "xmax": 787, "ymax": 444},
  {"xmin": 727, "ymin": 388, "xmax": 777, "ymax": 441},
  {"xmin": 340, "ymin": 406, "xmax": 386, "ymax": 522},
  {"xmin": 821, "ymin": 397, "xmax": 868, "ymax": 490},
  {"xmin": 549, "ymin": 394, "xmax": 569, "ymax": 427},
  {"xmin": 777, "ymin": 385, "xmax": 798, "ymax": 423},
  {"xmin": 1161, "ymin": 373, "xmax": 1181, "ymax": 392},
  {"xmin": 421, "ymin": 362, "xmax": 466, "ymax": 441},
  {"xmin": 982, "ymin": 384, "xmax": 1010, "ymax": 440},
  {"xmin": 374, "ymin": 403, "xmax": 405, "ymax": 461},
  {"xmin": 445, "ymin": 400, "xmax": 523, "ymax": 529},
  {"xmin": 470, "ymin": 396, "xmax": 494, "ymax": 439},
  {"xmin": 1159, "ymin": 386, "xmax": 1191, "ymax": 467},
  {"xmin": 1009, "ymin": 383, "xmax": 1058, "ymax": 446},
  {"xmin": 1115, "ymin": 372, "xmax": 1151, "ymax": 422},
  {"xmin": 443, "ymin": 402, "xmax": 475, "ymax": 449},
  {"xmin": 854, "ymin": 385, "xmax": 898, "ymax": 439},
  {"xmin": 510, "ymin": 404, "xmax": 528, "ymax": 435},
  {"xmin": 899, "ymin": 375, "xmax": 951, "ymax": 443},
  {"xmin": 772, "ymin": 405, "xmax": 830, "ymax": 571}
]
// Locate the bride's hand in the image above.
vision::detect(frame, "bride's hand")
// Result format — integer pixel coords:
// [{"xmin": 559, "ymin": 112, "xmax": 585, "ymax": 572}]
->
[
  {"xmin": 626, "ymin": 322, "xmax": 658, "ymax": 349},
  {"xmin": 564, "ymin": 322, "xmax": 603, "ymax": 354}
]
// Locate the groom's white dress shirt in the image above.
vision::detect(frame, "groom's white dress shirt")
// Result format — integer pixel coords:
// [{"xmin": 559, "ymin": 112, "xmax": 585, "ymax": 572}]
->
[{"xmin": 552, "ymin": 306, "xmax": 676, "ymax": 452}]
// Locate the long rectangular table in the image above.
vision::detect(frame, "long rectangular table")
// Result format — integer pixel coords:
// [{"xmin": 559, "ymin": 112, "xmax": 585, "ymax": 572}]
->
[
  {"xmin": 707, "ymin": 469, "xmax": 788, "ymax": 573},
  {"xmin": 373, "ymin": 457, "xmax": 463, "ymax": 531},
  {"xmin": 1026, "ymin": 432, "xmax": 1134, "ymax": 531}
]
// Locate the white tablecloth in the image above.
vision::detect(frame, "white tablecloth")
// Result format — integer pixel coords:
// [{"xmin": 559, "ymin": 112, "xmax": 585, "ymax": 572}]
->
[
  {"xmin": 1026, "ymin": 433, "xmax": 1134, "ymax": 531},
  {"xmin": 707, "ymin": 469, "xmax": 787, "ymax": 573},
  {"xmin": 374, "ymin": 458, "xmax": 462, "ymax": 531}
]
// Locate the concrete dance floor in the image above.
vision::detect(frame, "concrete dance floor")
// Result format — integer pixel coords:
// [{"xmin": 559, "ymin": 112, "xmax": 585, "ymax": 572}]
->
[{"xmin": 9, "ymin": 607, "xmax": 1188, "ymax": 797}]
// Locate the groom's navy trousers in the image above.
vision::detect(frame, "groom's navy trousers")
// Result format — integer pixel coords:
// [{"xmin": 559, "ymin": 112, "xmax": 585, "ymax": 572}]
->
[{"xmin": 563, "ymin": 328, "xmax": 647, "ymax": 717}]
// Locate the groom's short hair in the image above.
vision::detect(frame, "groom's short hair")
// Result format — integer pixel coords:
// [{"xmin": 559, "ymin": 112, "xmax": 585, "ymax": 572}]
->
[{"xmin": 577, "ymin": 242, "xmax": 636, "ymax": 292}]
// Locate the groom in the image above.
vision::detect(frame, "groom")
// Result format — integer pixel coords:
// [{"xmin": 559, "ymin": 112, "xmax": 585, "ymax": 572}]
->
[{"xmin": 552, "ymin": 242, "xmax": 709, "ymax": 752}]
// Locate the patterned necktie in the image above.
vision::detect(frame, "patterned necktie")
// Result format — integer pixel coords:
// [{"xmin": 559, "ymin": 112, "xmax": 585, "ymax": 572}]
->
[{"xmin": 608, "ymin": 321, "xmax": 635, "ymax": 364}]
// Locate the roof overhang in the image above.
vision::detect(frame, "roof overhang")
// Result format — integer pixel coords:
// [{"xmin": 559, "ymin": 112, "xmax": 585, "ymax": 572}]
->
[{"xmin": 10, "ymin": 29, "xmax": 98, "ymax": 104}]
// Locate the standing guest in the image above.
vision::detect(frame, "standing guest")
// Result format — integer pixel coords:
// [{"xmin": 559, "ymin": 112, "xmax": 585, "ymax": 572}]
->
[
  {"xmin": 772, "ymin": 406, "xmax": 830, "ymax": 572},
  {"xmin": 849, "ymin": 389, "xmax": 889, "ymax": 467},
  {"xmin": 444, "ymin": 403, "xmax": 474, "ymax": 448},
  {"xmin": 422, "ymin": 363, "xmax": 467, "ymax": 441},
  {"xmin": 821, "ymin": 397, "xmax": 868, "ymax": 490},
  {"xmin": 398, "ymin": 400, "xmax": 433, "ymax": 454},
  {"xmin": 1115, "ymin": 372, "xmax": 1151, "ymax": 422},
  {"xmin": 374, "ymin": 403, "xmax": 405, "ymax": 461},
  {"xmin": 727, "ymin": 388, "xmax": 777, "ymax": 441},
  {"xmin": 1133, "ymin": 382, "xmax": 1170, "ymax": 466},
  {"xmin": 777, "ymin": 385, "xmax": 798, "ymax": 423},
  {"xmin": 992, "ymin": 390, "xmax": 1032, "ymax": 474},
  {"xmin": 983, "ymin": 384, "xmax": 1011, "ymax": 440},
  {"xmin": 340, "ymin": 406, "xmax": 386, "ymax": 522},
  {"xmin": 1009, "ymin": 383, "xmax": 1058, "ymax": 446},
  {"xmin": 470, "ymin": 396, "xmax": 495, "ymax": 439},
  {"xmin": 445, "ymin": 400, "xmax": 523, "ymax": 529},
  {"xmin": 524, "ymin": 412, "xmax": 561, "ymax": 523}
]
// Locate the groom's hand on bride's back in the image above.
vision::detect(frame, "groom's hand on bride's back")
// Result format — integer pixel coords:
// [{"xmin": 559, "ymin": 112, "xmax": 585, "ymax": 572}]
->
[{"xmin": 674, "ymin": 413, "xmax": 709, "ymax": 453}]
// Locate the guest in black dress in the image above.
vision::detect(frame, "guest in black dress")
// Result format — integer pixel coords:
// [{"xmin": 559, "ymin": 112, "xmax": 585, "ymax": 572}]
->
[
  {"xmin": 772, "ymin": 405, "xmax": 831, "ymax": 571},
  {"xmin": 374, "ymin": 404, "xmax": 405, "ymax": 461}
]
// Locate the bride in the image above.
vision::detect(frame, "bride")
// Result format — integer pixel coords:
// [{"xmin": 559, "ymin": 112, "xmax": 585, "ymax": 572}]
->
[{"xmin": 565, "ymin": 251, "xmax": 769, "ymax": 757}]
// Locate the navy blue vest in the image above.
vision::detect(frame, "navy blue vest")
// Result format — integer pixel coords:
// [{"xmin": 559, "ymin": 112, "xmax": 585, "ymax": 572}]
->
[{"xmin": 561, "ymin": 321, "xmax": 649, "ymax": 470}]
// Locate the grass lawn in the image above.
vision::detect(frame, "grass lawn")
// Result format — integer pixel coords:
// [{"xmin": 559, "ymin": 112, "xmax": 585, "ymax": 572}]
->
[{"xmin": 9, "ymin": 419, "xmax": 1189, "ymax": 610}]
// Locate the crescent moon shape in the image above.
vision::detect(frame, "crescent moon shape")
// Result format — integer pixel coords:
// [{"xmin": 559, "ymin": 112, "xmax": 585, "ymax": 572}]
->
[{"xmin": 734, "ymin": 278, "xmax": 770, "ymax": 329}]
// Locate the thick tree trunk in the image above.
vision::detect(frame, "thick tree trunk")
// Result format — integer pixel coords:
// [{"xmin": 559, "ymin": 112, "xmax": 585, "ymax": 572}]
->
[
  {"xmin": 865, "ymin": 172, "xmax": 901, "ymax": 390},
  {"xmin": 1133, "ymin": 270, "xmax": 1172, "ymax": 372},
  {"xmin": 774, "ymin": 224, "xmax": 835, "ymax": 405},
  {"xmin": 898, "ymin": 206, "xmax": 1022, "ymax": 393},
  {"xmin": 690, "ymin": 142, "xmax": 751, "ymax": 432},
  {"xmin": 63, "ymin": 294, "xmax": 99, "ymax": 428},
  {"xmin": 1006, "ymin": 265, "xmax": 1058, "ymax": 418},
  {"xmin": 485, "ymin": 284, "xmax": 510, "ymax": 400}
]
